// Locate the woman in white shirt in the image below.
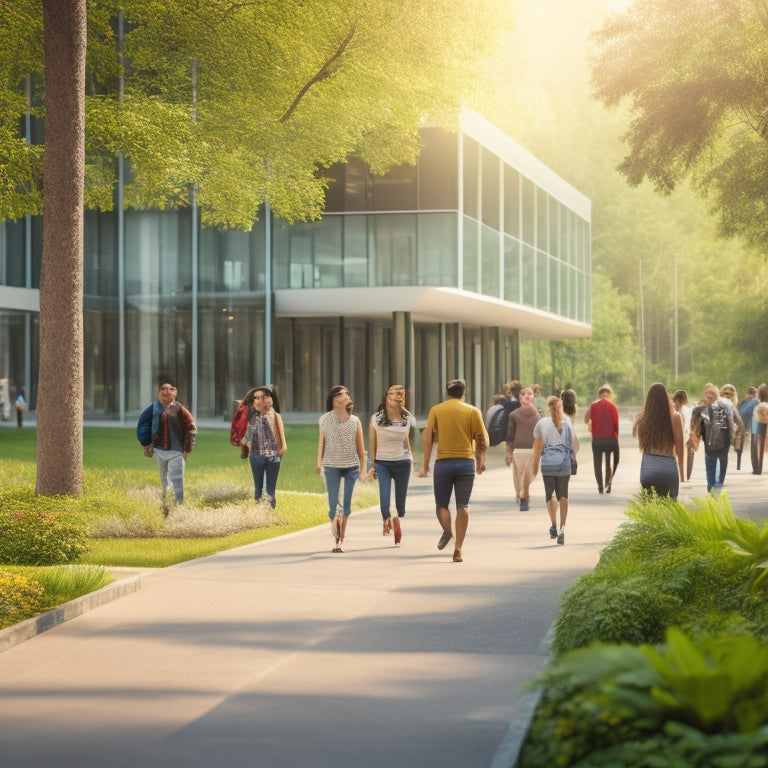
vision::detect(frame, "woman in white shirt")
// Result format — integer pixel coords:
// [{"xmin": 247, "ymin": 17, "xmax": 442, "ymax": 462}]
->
[
  {"xmin": 317, "ymin": 385, "xmax": 367, "ymax": 553},
  {"xmin": 368, "ymin": 384, "xmax": 417, "ymax": 546}
]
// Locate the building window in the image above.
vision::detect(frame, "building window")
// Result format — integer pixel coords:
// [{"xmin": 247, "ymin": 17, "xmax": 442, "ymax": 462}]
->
[
  {"xmin": 462, "ymin": 217, "xmax": 478, "ymax": 292},
  {"xmin": 504, "ymin": 165, "xmax": 520, "ymax": 238},
  {"xmin": 481, "ymin": 148, "xmax": 500, "ymax": 230},
  {"xmin": 462, "ymin": 136, "xmax": 479, "ymax": 220},
  {"xmin": 418, "ymin": 128, "xmax": 459, "ymax": 210}
]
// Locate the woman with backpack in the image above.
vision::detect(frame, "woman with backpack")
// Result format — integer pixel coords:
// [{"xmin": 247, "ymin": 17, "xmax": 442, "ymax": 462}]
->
[
  {"xmin": 531, "ymin": 395, "xmax": 575, "ymax": 545},
  {"xmin": 244, "ymin": 386, "xmax": 287, "ymax": 508},
  {"xmin": 633, "ymin": 383, "xmax": 685, "ymax": 499},
  {"xmin": 691, "ymin": 383, "xmax": 740, "ymax": 492}
]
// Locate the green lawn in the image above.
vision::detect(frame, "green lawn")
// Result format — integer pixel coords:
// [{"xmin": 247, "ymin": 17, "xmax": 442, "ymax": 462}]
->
[
  {"xmin": 0, "ymin": 425, "xmax": 379, "ymax": 569},
  {"xmin": 0, "ymin": 424, "xmax": 383, "ymax": 628}
]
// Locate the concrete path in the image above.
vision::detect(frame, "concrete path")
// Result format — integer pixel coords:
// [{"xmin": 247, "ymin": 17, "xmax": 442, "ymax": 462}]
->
[{"xmin": 0, "ymin": 431, "xmax": 764, "ymax": 768}]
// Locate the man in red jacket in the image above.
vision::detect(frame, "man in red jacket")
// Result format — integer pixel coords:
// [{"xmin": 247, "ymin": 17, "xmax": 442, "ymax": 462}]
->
[{"xmin": 587, "ymin": 385, "xmax": 619, "ymax": 494}]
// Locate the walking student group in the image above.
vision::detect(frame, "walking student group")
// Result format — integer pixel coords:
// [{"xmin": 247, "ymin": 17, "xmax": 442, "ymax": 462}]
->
[{"xmin": 135, "ymin": 376, "xmax": 767, "ymax": 562}]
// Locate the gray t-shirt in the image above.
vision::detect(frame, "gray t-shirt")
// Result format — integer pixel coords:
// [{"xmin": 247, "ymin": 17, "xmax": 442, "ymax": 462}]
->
[{"xmin": 533, "ymin": 416, "xmax": 571, "ymax": 447}]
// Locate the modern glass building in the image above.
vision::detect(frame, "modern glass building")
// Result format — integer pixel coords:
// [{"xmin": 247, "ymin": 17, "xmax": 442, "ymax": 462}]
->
[{"xmin": 0, "ymin": 110, "xmax": 590, "ymax": 422}]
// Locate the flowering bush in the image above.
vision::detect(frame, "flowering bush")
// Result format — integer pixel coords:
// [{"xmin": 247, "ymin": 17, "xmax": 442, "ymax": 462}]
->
[
  {"xmin": 0, "ymin": 503, "xmax": 90, "ymax": 565},
  {"xmin": 0, "ymin": 571, "xmax": 45, "ymax": 628}
]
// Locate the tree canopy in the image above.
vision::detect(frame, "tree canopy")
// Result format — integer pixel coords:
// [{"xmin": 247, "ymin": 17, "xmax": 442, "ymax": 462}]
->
[
  {"xmin": 1, "ymin": 0, "xmax": 511, "ymax": 229},
  {"xmin": 589, "ymin": 0, "xmax": 768, "ymax": 251}
]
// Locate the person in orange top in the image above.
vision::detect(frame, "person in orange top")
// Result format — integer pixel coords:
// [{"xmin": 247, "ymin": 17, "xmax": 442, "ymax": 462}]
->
[{"xmin": 417, "ymin": 379, "xmax": 488, "ymax": 563}]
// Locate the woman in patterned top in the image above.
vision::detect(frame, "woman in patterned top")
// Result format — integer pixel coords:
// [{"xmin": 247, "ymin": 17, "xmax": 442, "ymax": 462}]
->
[
  {"xmin": 368, "ymin": 384, "xmax": 417, "ymax": 546},
  {"xmin": 317, "ymin": 385, "xmax": 367, "ymax": 553},
  {"xmin": 245, "ymin": 386, "xmax": 287, "ymax": 508}
]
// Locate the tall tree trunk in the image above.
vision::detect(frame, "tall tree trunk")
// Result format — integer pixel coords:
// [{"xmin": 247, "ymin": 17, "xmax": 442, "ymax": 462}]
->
[{"xmin": 36, "ymin": 0, "xmax": 86, "ymax": 496}]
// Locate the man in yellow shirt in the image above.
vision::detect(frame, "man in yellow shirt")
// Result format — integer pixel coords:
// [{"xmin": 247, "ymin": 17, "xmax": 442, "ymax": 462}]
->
[{"xmin": 417, "ymin": 379, "xmax": 488, "ymax": 563}]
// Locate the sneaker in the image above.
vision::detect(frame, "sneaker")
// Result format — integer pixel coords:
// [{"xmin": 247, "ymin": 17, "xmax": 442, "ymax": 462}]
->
[
  {"xmin": 452, "ymin": 549, "xmax": 463, "ymax": 563},
  {"xmin": 557, "ymin": 531, "xmax": 565, "ymax": 545},
  {"xmin": 393, "ymin": 517, "xmax": 402, "ymax": 545},
  {"xmin": 519, "ymin": 498, "xmax": 529, "ymax": 511},
  {"xmin": 437, "ymin": 530, "xmax": 453, "ymax": 550},
  {"xmin": 549, "ymin": 525, "xmax": 557, "ymax": 539}
]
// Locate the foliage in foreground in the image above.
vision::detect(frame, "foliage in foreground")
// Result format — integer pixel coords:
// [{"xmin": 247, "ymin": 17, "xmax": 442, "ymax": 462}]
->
[
  {"xmin": 553, "ymin": 491, "xmax": 768, "ymax": 654},
  {"xmin": 0, "ymin": 565, "xmax": 112, "ymax": 629},
  {"xmin": 519, "ymin": 629, "xmax": 768, "ymax": 768},
  {"xmin": 0, "ymin": 489, "xmax": 90, "ymax": 565},
  {"xmin": 520, "ymin": 491, "xmax": 768, "ymax": 767}
]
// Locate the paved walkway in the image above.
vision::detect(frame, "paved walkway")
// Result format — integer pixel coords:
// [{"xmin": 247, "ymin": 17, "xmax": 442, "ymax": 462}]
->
[{"xmin": 0, "ymin": 429, "xmax": 764, "ymax": 768}]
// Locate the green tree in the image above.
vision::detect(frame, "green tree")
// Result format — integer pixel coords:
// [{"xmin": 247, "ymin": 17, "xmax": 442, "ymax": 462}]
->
[
  {"xmin": 0, "ymin": 0, "xmax": 512, "ymax": 495},
  {"xmin": 589, "ymin": 0, "xmax": 768, "ymax": 251}
]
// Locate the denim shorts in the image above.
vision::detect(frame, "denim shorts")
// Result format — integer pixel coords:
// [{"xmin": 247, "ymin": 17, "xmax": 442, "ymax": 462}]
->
[{"xmin": 433, "ymin": 458, "xmax": 476, "ymax": 508}]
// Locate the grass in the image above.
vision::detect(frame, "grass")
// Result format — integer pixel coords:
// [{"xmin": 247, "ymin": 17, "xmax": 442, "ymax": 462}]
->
[
  {"xmin": 0, "ymin": 425, "xmax": 379, "ymax": 570},
  {"xmin": 0, "ymin": 424, "xmax": 381, "ymax": 629}
]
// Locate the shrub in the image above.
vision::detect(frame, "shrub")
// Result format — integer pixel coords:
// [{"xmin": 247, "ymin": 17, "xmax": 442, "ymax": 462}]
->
[
  {"xmin": 553, "ymin": 574, "xmax": 683, "ymax": 653},
  {"xmin": 0, "ymin": 490, "xmax": 90, "ymax": 565},
  {"xmin": 0, "ymin": 571, "xmax": 45, "ymax": 628},
  {"xmin": 553, "ymin": 492, "xmax": 768, "ymax": 652},
  {"xmin": 91, "ymin": 500, "xmax": 280, "ymax": 538},
  {"xmin": 520, "ymin": 629, "xmax": 768, "ymax": 767}
]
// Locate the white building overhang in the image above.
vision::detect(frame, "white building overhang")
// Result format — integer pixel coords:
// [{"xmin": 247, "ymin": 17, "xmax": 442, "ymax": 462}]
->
[
  {"xmin": 275, "ymin": 286, "xmax": 591, "ymax": 341},
  {"xmin": 0, "ymin": 286, "xmax": 39, "ymax": 313}
]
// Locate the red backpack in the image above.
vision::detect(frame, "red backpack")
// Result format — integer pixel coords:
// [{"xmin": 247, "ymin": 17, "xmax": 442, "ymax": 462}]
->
[{"xmin": 230, "ymin": 402, "xmax": 250, "ymax": 447}]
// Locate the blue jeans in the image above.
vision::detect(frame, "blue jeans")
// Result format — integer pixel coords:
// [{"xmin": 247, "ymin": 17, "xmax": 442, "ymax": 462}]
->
[
  {"xmin": 249, "ymin": 452, "xmax": 281, "ymax": 507},
  {"xmin": 704, "ymin": 450, "xmax": 729, "ymax": 492},
  {"xmin": 374, "ymin": 459, "xmax": 411, "ymax": 519},
  {"xmin": 323, "ymin": 466, "xmax": 360, "ymax": 519}
]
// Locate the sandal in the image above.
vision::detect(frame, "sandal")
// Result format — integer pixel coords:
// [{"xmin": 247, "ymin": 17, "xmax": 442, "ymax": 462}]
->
[{"xmin": 383, "ymin": 517, "xmax": 392, "ymax": 535}]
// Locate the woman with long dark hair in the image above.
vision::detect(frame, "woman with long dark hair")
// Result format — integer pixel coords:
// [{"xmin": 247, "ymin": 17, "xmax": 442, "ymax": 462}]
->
[
  {"xmin": 368, "ymin": 384, "xmax": 417, "ymax": 545},
  {"xmin": 245, "ymin": 386, "xmax": 286, "ymax": 508},
  {"xmin": 317, "ymin": 385, "xmax": 367, "ymax": 553},
  {"xmin": 633, "ymin": 382, "xmax": 685, "ymax": 499}
]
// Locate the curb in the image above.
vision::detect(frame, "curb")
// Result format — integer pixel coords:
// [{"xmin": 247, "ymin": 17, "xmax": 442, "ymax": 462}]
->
[
  {"xmin": 489, "ymin": 687, "xmax": 543, "ymax": 768},
  {"xmin": 0, "ymin": 572, "xmax": 144, "ymax": 654}
]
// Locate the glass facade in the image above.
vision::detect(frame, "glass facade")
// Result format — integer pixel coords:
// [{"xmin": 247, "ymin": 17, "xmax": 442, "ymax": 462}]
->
[{"xmin": 0, "ymin": 113, "xmax": 591, "ymax": 421}]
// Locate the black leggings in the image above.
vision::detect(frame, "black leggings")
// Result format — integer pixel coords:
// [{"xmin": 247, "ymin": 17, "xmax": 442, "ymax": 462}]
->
[{"xmin": 592, "ymin": 437, "xmax": 619, "ymax": 490}]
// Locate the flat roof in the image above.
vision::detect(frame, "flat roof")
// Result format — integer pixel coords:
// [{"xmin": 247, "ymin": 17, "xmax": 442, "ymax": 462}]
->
[{"xmin": 275, "ymin": 286, "xmax": 590, "ymax": 340}]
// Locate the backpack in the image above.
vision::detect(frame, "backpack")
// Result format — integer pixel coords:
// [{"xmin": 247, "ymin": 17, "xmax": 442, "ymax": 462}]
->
[
  {"xmin": 485, "ymin": 400, "xmax": 516, "ymax": 447},
  {"xmin": 230, "ymin": 402, "xmax": 250, "ymax": 447},
  {"xmin": 703, "ymin": 402, "xmax": 731, "ymax": 452}
]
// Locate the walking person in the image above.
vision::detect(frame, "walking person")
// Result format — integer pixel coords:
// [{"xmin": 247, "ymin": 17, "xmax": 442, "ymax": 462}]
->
[
  {"xmin": 587, "ymin": 385, "xmax": 619, "ymax": 494},
  {"xmin": 245, "ymin": 386, "xmax": 287, "ymax": 508},
  {"xmin": 14, "ymin": 387, "xmax": 26, "ymax": 428},
  {"xmin": 672, "ymin": 389, "xmax": 694, "ymax": 480},
  {"xmin": 505, "ymin": 385, "xmax": 540, "ymax": 511},
  {"xmin": 691, "ymin": 382, "xmax": 738, "ymax": 493},
  {"xmin": 368, "ymin": 384, "xmax": 417, "ymax": 546},
  {"xmin": 750, "ymin": 384, "xmax": 768, "ymax": 475},
  {"xmin": 416, "ymin": 379, "xmax": 488, "ymax": 563},
  {"xmin": 137, "ymin": 379, "xmax": 198, "ymax": 515},
  {"xmin": 633, "ymin": 383, "xmax": 685, "ymax": 499},
  {"xmin": 720, "ymin": 384, "xmax": 745, "ymax": 470},
  {"xmin": 532, "ymin": 395, "xmax": 575, "ymax": 545},
  {"xmin": 317, "ymin": 385, "xmax": 367, "ymax": 553},
  {"xmin": 738, "ymin": 386, "xmax": 758, "ymax": 461}
]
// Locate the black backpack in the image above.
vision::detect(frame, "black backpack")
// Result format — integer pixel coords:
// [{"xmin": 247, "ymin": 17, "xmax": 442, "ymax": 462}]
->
[
  {"xmin": 703, "ymin": 402, "xmax": 731, "ymax": 452},
  {"xmin": 485, "ymin": 400, "xmax": 517, "ymax": 447}
]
